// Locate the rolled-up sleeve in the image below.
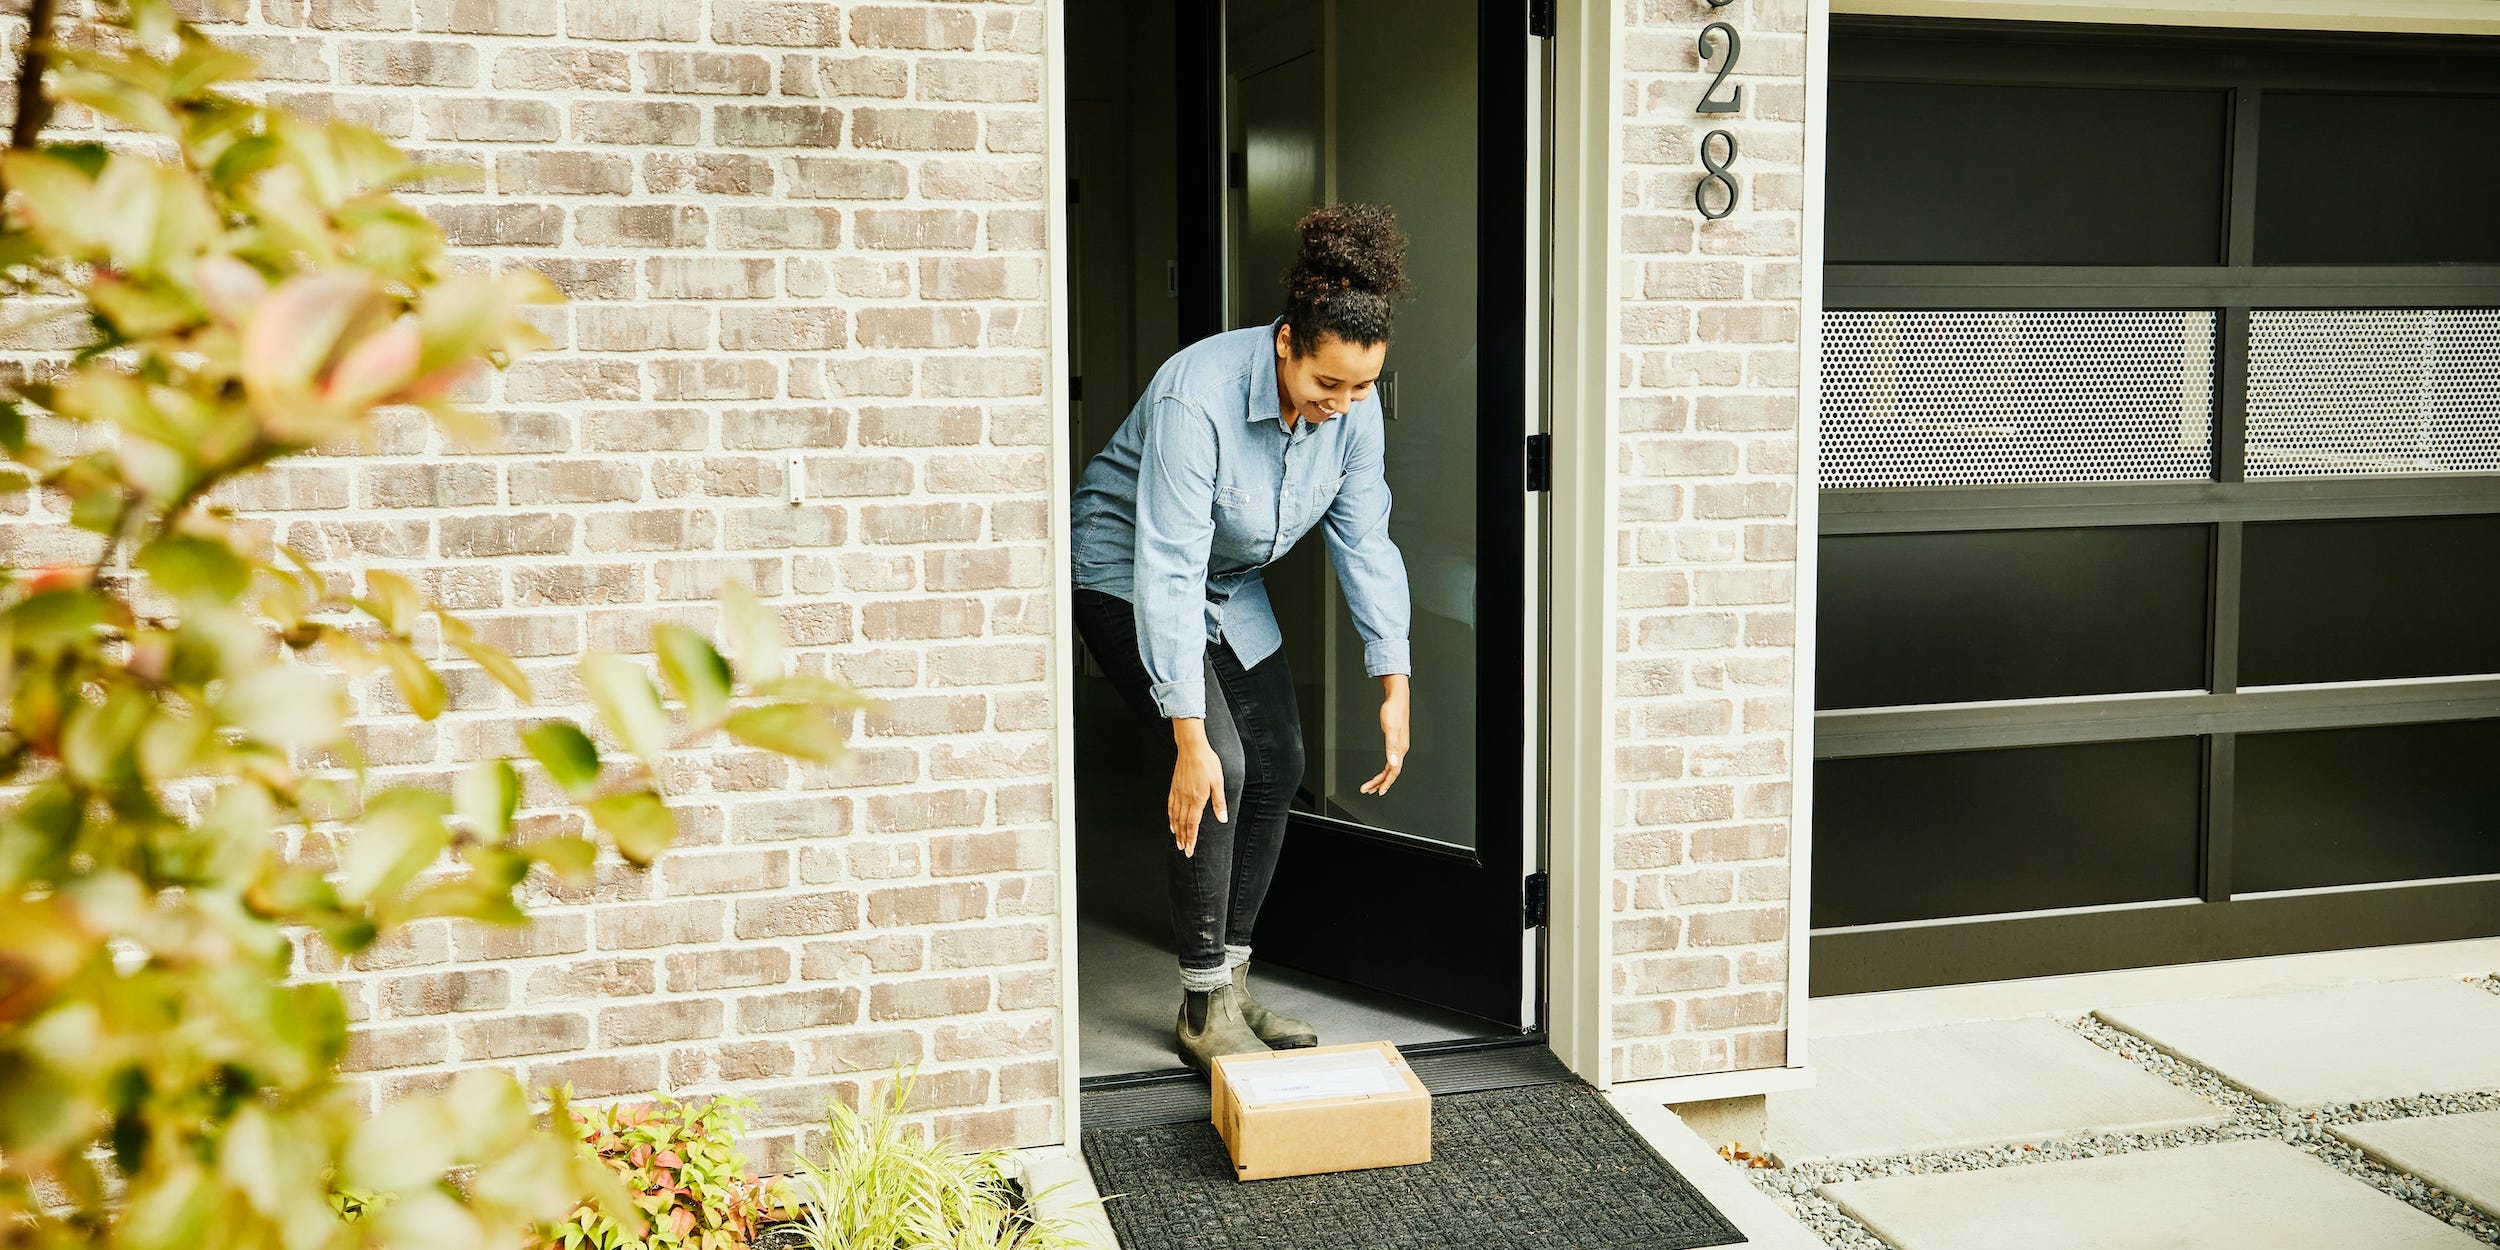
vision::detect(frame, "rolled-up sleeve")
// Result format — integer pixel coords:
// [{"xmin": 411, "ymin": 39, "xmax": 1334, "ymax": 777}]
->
[
  {"xmin": 1320, "ymin": 412, "xmax": 1412, "ymax": 679},
  {"xmin": 1131, "ymin": 395, "xmax": 1222, "ymax": 719}
]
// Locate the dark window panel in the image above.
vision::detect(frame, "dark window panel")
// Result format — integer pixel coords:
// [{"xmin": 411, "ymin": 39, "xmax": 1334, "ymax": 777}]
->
[
  {"xmin": 1812, "ymin": 739, "xmax": 2206, "ymax": 928},
  {"xmin": 2240, "ymin": 515, "xmax": 2500, "ymax": 686},
  {"xmin": 1818, "ymin": 526, "xmax": 2211, "ymax": 710},
  {"xmin": 2236, "ymin": 721, "xmax": 2500, "ymax": 893},
  {"xmin": 2257, "ymin": 92, "xmax": 2500, "ymax": 265},
  {"xmin": 1827, "ymin": 81, "xmax": 2229, "ymax": 266}
]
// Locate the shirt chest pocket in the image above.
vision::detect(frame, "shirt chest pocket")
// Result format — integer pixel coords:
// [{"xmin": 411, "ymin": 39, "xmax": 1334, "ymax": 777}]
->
[
  {"xmin": 1215, "ymin": 483, "xmax": 1263, "ymax": 519},
  {"xmin": 1214, "ymin": 483, "xmax": 1271, "ymax": 550},
  {"xmin": 1280, "ymin": 472, "xmax": 1345, "ymax": 542}
]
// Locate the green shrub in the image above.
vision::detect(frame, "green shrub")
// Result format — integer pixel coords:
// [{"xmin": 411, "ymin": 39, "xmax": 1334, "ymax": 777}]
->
[{"xmin": 538, "ymin": 1093, "xmax": 795, "ymax": 1250}]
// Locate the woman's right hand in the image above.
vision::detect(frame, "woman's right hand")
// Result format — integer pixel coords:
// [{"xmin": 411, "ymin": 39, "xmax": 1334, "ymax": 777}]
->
[{"xmin": 1168, "ymin": 720, "xmax": 1227, "ymax": 858}]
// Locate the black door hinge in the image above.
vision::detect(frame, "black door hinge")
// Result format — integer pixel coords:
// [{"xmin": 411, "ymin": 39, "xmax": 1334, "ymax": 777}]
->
[
  {"xmin": 1068, "ymin": 177, "xmax": 1081, "ymax": 206},
  {"xmin": 1523, "ymin": 872, "xmax": 1550, "ymax": 929},
  {"xmin": 1524, "ymin": 433, "xmax": 1553, "ymax": 492},
  {"xmin": 1529, "ymin": 0, "xmax": 1554, "ymax": 38}
]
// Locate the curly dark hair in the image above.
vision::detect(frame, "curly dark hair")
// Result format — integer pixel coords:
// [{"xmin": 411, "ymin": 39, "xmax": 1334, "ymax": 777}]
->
[{"xmin": 1279, "ymin": 203, "xmax": 1412, "ymax": 358}]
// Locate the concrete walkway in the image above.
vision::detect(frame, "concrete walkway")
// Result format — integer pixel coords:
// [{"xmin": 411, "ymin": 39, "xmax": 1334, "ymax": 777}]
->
[{"xmin": 1726, "ymin": 938, "xmax": 2500, "ymax": 1250}]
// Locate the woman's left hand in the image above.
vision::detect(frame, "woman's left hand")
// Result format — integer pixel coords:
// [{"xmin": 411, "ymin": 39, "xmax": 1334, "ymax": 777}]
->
[{"xmin": 1360, "ymin": 675, "xmax": 1410, "ymax": 796}]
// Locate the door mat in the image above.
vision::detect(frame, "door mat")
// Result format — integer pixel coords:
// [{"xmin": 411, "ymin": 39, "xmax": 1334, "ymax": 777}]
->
[{"xmin": 1081, "ymin": 1081, "xmax": 1748, "ymax": 1250}]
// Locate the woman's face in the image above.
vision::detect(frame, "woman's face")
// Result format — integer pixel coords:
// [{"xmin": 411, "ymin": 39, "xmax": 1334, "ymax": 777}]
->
[{"xmin": 1274, "ymin": 326, "xmax": 1388, "ymax": 425}]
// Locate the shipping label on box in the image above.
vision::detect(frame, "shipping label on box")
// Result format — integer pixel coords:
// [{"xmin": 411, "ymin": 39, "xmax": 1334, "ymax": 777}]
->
[{"xmin": 1210, "ymin": 1041, "xmax": 1432, "ymax": 1181}]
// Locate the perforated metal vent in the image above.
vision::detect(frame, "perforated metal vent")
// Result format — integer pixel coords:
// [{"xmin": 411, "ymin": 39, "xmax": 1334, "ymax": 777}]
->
[
  {"xmin": 1821, "ymin": 310, "xmax": 2217, "ymax": 488},
  {"xmin": 2245, "ymin": 309, "xmax": 2500, "ymax": 478}
]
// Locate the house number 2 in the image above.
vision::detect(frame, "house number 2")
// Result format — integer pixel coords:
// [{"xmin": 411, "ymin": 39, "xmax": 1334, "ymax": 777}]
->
[{"xmin": 1694, "ymin": 0, "xmax": 1740, "ymax": 219}]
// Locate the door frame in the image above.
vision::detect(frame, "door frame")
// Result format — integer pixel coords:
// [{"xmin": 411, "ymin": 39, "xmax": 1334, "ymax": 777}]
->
[{"xmin": 1046, "ymin": 0, "xmax": 1572, "ymax": 1135}]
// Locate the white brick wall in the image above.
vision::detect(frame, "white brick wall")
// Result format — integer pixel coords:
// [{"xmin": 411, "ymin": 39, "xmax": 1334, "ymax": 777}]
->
[
  {"xmin": 0, "ymin": 0, "xmax": 1064, "ymax": 1166},
  {"xmin": 1607, "ymin": 0, "xmax": 1809, "ymax": 1082}
]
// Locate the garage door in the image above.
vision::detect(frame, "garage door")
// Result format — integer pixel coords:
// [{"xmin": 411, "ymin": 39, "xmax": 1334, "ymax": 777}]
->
[{"xmin": 1811, "ymin": 19, "xmax": 2500, "ymax": 993}]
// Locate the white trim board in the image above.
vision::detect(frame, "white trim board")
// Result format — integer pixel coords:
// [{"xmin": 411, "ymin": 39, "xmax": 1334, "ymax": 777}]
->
[
  {"xmin": 1829, "ymin": 0, "xmax": 2500, "ymax": 35},
  {"xmin": 1540, "ymin": 0, "xmax": 1623, "ymax": 1089},
  {"xmin": 1044, "ymin": 0, "xmax": 1085, "ymax": 1150},
  {"xmin": 1788, "ymin": 0, "xmax": 1833, "ymax": 1083}
]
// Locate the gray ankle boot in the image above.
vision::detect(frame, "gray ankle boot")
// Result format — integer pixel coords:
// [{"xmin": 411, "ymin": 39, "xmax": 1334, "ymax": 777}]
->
[
  {"xmin": 1176, "ymin": 984, "xmax": 1269, "ymax": 1071},
  {"xmin": 1232, "ymin": 963, "xmax": 1317, "ymax": 1049}
]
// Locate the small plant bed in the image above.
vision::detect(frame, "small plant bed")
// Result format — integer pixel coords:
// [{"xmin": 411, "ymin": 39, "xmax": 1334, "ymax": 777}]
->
[
  {"xmin": 540, "ymin": 1093, "xmax": 794, "ymax": 1250},
  {"xmin": 534, "ymin": 1076, "xmax": 1095, "ymax": 1250},
  {"xmin": 768, "ymin": 1076, "xmax": 1096, "ymax": 1250}
]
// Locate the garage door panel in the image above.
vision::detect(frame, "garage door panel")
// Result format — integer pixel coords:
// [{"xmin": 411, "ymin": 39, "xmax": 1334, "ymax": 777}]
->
[
  {"xmin": 1819, "ymin": 526, "xmax": 2210, "ymax": 710},
  {"xmin": 2235, "ymin": 720, "xmax": 2500, "ymax": 894},
  {"xmin": 2244, "ymin": 308, "xmax": 2500, "ymax": 479},
  {"xmin": 1813, "ymin": 739, "xmax": 2206, "ymax": 928},
  {"xmin": 1828, "ymin": 81, "xmax": 2229, "ymax": 267},
  {"xmin": 2240, "ymin": 516, "xmax": 2500, "ymax": 687},
  {"xmin": 2256, "ymin": 92, "xmax": 2500, "ymax": 266}
]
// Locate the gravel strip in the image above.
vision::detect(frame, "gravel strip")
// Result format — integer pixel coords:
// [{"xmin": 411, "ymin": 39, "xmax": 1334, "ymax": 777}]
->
[{"xmin": 1735, "ymin": 977, "xmax": 2500, "ymax": 1248}]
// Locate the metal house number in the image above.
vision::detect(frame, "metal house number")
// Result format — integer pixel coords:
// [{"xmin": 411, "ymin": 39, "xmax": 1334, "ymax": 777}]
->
[{"xmin": 1695, "ymin": 0, "xmax": 1741, "ymax": 219}]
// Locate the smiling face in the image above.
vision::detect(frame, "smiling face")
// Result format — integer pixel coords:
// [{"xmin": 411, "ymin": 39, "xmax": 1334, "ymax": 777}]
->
[{"xmin": 1274, "ymin": 324, "xmax": 1387, "ymax": 425}]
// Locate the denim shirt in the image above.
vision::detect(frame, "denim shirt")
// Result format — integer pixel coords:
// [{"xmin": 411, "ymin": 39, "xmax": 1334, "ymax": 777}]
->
[{"xmin": 1071, "ymin": 321, "xmax": 1412, "ymax": 720}]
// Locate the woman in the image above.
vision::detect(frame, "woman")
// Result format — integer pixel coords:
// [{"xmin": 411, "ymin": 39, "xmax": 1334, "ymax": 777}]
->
[{"xmin": 1070, "ymin": 204, "xmax": 1416, "ymax": 1071}]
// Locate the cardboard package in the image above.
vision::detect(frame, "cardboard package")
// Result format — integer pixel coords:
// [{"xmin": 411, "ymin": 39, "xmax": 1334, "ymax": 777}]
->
[{"xmin": 1209, "ymin": 1041, "xmax": 1432, "ymax": 1181}]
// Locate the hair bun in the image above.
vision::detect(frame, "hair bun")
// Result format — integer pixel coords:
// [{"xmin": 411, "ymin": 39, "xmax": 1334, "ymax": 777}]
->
[
  {"xmin": 1291, "ymin": 203, "xmax": 1412, "ymax": 297},
  {"xmin": 1276, "ymin": 203, "xmax": 1409, "ymax": 356}
]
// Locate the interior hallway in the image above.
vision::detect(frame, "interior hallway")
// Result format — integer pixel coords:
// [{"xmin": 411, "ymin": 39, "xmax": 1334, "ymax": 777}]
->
[{"xmin": 1073, "ymin": 675, "xmax": 1486, "ymax": 1078}]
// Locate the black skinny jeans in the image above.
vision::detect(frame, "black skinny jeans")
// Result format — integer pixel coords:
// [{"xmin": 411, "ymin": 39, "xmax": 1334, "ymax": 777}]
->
[{"xmin": 1073, "ymin": 587, "xmax": 1304, "ymax": 984}]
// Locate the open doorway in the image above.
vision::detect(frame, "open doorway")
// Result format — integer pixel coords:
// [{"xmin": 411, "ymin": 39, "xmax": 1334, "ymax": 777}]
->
[{"xmin": 1064, "ymin": 0, "xmax": 1544, "ymax": 1081}]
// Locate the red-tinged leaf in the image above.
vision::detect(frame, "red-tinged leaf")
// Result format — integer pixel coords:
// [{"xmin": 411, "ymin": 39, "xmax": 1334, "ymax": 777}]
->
[
  {"xmin": 321, "ymin": 315, "xmax": 420, "ymax": 409},
  {"xmin": 241, "ymin": 271, "xmax": 387, "ymax": 401},
  {"xmin": 193, "ymin": 254, "xmax": 269, "ymax": 324}
]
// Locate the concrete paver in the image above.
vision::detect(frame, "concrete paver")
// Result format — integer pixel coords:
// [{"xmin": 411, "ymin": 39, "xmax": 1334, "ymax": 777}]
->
[
  {"xmin": 1763, "ymin": 1016, "xmax": 2226, "ymax": 1164},
  {"xmin": 2095, "ymin": 978, "xmax": 2500, "ymax": 1104},
  {"xmin": 2334, "ymin": 1111, "xmax": 2500, "ymax": 1219},
  {"xmin": 1820, "ymin": 1139, "xmax": 2486, "ymax": 1250}
]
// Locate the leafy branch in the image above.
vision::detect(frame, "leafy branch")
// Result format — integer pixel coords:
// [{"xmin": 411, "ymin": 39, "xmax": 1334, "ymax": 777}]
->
[{"xmin": 0, "ymin": 3, "xmax": 867, "ymax": 1247}]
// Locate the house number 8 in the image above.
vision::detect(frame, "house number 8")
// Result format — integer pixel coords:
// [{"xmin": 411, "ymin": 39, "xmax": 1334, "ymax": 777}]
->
[{"xmin": 1694, "ymin": 0, "xmax": 1740, "ymax": 219}]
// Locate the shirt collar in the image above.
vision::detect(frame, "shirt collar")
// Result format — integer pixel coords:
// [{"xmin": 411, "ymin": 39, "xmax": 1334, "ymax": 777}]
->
[{"xmin": 1247, "ymin": 318, "xmax": 1284, "ymax": 425}]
